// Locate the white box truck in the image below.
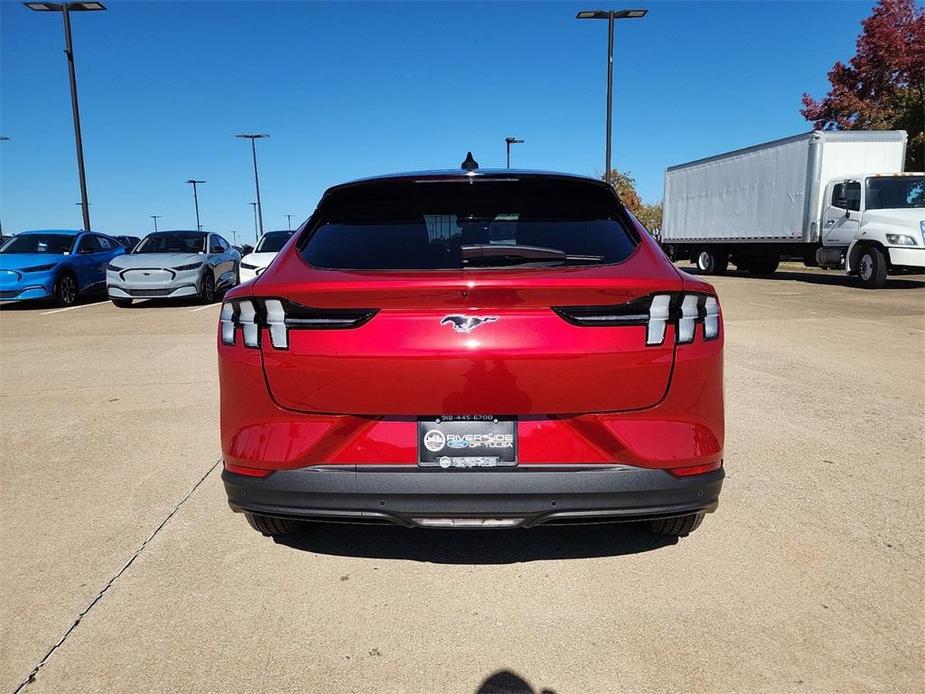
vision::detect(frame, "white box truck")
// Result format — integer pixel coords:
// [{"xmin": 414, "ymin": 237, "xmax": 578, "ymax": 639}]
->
[{"xmin": 660, "ymin": 130, "xmax": 924, "ymax": 288}]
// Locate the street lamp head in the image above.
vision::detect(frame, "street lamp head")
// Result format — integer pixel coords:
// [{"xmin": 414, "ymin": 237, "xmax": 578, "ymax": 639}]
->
[
  {"xmin": 235, "ymin": 133, "xmax": 270, "ymax": 140},
  {"xmin": 25, "ymin": 2, "xmax": 106, "ymax": 11},
  {"xmin": 0, "ymin": 136, "xmax": 10, "ymax": 141},
  {"xmin": 186, "ymin": 179, "xmax": 206, "ymax": 184},
  {"xmin": 576, "ymin": 8, "xmax": 647, "ymax": 19},
  {"xmin": 505, "ymin": 137, "xmax": 525, "ymax": 145}
]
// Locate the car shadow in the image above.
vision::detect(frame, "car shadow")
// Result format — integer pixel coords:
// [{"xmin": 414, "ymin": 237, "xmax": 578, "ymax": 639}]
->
[
  {"xmin": 276, "ymin": 522, "xmax": 677, "ymax": 564},
  {"xmin": 680, "ymin": 264, "xmax": 925, "ymax": 289},
  {"xmin": 127, "ymin": 298, "xmax": 208, "ymax": 308},
  {"xmin": 125, "ymin": 288, "xmax": 232, "ymax": 309},
  {"xmin": 0, "ymin": 291, "xmax": 107, "ymax": 311},
  {"xmin": 475, "ymin": 669, "xmax": 557, "ymax": 694}
]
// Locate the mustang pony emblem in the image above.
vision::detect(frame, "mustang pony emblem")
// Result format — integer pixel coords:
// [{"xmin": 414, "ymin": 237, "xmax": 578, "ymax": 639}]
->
[{"xmin": 440, "ymin": 315, "xmax": 499, "ymax": 334}]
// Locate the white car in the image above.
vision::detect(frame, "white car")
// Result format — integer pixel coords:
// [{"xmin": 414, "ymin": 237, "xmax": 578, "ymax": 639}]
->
[{"xmin": 239, "ymin": 230, "xmax": 294, "ymax": 282}]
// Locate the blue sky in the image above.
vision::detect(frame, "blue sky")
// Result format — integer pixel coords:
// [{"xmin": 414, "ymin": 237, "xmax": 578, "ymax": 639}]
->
[{"xmin": 1, "ymin": 0, "xmax": 875, "ymax": 242}]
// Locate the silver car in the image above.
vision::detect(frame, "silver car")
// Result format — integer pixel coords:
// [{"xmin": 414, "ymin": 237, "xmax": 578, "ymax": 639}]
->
[{"xmin": 107, "ymin": 230, "xmax": 239, "ymax": 307}]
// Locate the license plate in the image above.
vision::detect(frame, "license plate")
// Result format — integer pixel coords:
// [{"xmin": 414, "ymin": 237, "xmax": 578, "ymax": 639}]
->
[{"xmin": 418, "ymin": 416, "xmax": 517, "ymax": 468}]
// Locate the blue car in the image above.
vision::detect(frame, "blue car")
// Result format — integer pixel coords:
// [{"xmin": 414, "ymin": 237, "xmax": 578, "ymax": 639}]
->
[{"xmin": 0, "ymin": 229, "xmax": 125, "ymax": 306}]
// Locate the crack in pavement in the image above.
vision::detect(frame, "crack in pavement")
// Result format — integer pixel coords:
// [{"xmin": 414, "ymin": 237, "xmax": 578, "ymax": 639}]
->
[{"xmin": 13, "ymin": 460, "xmax": 221, "ymax": 693}]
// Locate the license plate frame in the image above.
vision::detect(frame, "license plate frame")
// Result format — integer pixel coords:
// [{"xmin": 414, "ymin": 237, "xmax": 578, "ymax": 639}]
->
[{"xmin": 418, "ymin": 416, "xmax": 517, "ymax": 468}]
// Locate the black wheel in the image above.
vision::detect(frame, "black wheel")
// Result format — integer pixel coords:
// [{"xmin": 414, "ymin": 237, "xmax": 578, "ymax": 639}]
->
[
  {"xmin": 746, "ymin": 257, "xmax": 780, "ymax": 275},
  {"xmin": 53, "ymin": 271, "xmax": 78, "ymax": 307},
  {"xmin": 647, "ymin": 513, "xmax": 705, "ymax": 537},
  {"xmin": 856, "ymin": 246, "xmax": 887, "ymax": 289},
  {"xmin": 244, "ymin": 513, "xmax": 308, "ymax": 537},
  {"xmin": 199, "ymin": 268, "xmax": 216, "ymax": 303},
  {"xmin": 110, "ymin": 298, "xmax": 133, "ymax": 308},
  {"xmin": 695, "ymin": 248, "xmax": 728, "ymax": 275}
]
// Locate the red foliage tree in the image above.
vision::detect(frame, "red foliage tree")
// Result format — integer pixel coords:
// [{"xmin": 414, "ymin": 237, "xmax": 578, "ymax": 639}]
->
[{"xmin": 801, "ymin": 0, "xmax": 924, "ymax": 170}]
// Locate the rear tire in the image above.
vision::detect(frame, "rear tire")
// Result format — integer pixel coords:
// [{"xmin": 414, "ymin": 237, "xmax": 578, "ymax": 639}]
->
[
  {"xmin": 110, "ymin": 298, "xmax": 133, "ymax": 308},
  {"xmin": 53, "ymin": 271, "xmax": 78, "ymax": 307},
  {"xmin": 244, "ymin": 513, "xmax": 308, "ymax": 537},
  {"xmin": 856, "ymin": 246, "xmax": 888, "ymax": 289},
  {"xmin": 647, "ymin": 513, "xmax": 704, "ymax": 537},
  {"xmin": 695, "ymin": 248, "xmax": 729, "ymax": 275},
  {"xmin": 746, "ymin": 257, "xmax": 780, "ymax": 275}
]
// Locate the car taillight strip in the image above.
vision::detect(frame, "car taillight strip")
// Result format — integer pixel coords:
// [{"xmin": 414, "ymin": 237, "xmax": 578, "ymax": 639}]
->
[
  {"xmin": 554, "ymin": 292, "xmax": 720, "ymax": 346},
  {"xmin": 647, "ymin": 294, "xmax": 671, "ymax": 345},
  {"xmin": 220, "ymin": 298, "xmax": 378, "ymax": 349}
]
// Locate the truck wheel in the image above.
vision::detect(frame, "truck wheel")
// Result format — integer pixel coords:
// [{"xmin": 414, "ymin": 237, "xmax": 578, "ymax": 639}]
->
[
  {"xmin": 747, "ymin": 257, "xmax": 780, "ymax": 275},
  {"xmin": 696, "ymin": 249, "xmax": 728, "ymax": 275},
  {"xmin": 857, "ymin": 246, "xmax": 887, "ymax": 289},
  {"xmin": 647, "ymin": 513, "xmax": 704, "ymax": 537},
  {"xmin": 244, "ymin": 513, "xmax": 308, "ymax": 537}
]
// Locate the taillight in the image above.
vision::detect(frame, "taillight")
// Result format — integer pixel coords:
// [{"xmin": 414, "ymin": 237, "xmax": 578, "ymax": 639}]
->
[
  {"xmin": 554, "ymin": 292, "xmax": 721, "ymax": 346},
  {"xmin": 220, "ymin": 298, "xmax": 377, "ymax": 349}
]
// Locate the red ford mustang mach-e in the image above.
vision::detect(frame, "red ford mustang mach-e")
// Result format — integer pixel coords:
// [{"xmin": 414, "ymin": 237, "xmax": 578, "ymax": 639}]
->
[{"xmin": 219, "ymin": 161, "xmax": 724, "ymax": 537}]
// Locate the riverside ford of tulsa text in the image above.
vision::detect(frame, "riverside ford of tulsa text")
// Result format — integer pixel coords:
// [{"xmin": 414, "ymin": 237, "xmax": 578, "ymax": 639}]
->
[{"xmin": 218, "ymin": 159, "xmax": 725, "ymax": 537}]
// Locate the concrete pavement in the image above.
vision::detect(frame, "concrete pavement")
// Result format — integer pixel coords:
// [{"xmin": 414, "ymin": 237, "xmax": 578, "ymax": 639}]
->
[{"xmin": 1, "ymin": 266, "xmax": 922, "ymax": 693}]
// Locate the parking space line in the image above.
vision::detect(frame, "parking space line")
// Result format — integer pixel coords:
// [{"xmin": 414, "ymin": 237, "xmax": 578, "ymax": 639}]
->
[
  {"xmin": 189, "ymin": 303, "xmax": 220, "ymax": 312},
  {"xmin": 41, "ymin": 300, "xmax": 109, "ymax": 316}
]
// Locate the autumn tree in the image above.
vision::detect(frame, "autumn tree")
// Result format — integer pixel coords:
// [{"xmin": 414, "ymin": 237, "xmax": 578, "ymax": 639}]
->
[
  {"xmin": 603, "ymin": 170, "xmax": 643, "ymax": 212},
  {"xmin": 801, "ymin": 0, "xmax": 924, "ymax": 171},
  {"xmin": 602, "ymin": 169, "xmax": 663, "ymax": 235},
  {"xmin": 635, "ymin": 201, "xmax": 662, "ymax": 235}
]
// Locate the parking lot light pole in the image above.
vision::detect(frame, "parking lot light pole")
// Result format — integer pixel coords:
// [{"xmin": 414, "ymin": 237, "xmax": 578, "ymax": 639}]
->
[
  {"xmin": 150, "ymin": 215, "xmax": 161, "ymax": 232},
  {"xmin": 235, "ymin": 133, "xmax": 269, "ymax": 238},
  {"xmin": 25, "ymin": 2, "xmax": 106, "ymax": 232},
  {"xmin": 249, "ymin": 202, "xmax": 258, "ymax": 243},
  {"xmin": 285, "ymin": 214, "xmax": 294, "ymax": 230},
  {"xmin": 505, "ymin": 137, "xmax": 524, "ymax": 168},
  {"xmin": 0, "ymin": 136, "xmax": 9, "ymax": 236},
  {"xmin": 186, "ymin": 179, "xmax": 205, "ymax": 231},
  {"xmin": 576, "ymin": 9, "xmax": 647, "ymax": 183}
]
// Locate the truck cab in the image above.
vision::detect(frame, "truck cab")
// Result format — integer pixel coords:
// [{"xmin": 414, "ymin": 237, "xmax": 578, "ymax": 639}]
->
[{"xmin": 819, "ymin": 173, "xmax": 925, "ymax": 288}]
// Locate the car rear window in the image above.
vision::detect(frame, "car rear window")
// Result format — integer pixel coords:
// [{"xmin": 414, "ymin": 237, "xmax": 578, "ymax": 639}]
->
[{"xmin": 300, "ymin": 177, "xmax": 638, "ymax": 270}]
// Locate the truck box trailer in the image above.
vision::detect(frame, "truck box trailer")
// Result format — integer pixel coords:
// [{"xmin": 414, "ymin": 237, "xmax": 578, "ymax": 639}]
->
[{"xmin": 660, "ymin": 130, "xmax": 924, "ymax": 288}]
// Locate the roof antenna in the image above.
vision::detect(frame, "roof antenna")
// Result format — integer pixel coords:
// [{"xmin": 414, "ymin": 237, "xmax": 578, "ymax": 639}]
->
[{"xmin": 461, "ymin": 152, "xmax": 479, "ymax": 171}]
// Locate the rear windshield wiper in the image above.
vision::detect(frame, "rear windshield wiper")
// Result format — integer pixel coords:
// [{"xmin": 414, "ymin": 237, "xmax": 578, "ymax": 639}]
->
[{"xmin": 460, "ymin": 244, "xmax": 604, "ymax": 266}]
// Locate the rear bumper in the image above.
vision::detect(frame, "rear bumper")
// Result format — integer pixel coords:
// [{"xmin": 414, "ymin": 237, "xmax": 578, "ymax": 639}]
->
[{"xmin": 222, "ymin": 464, "xmax": 723, "ymax": 528}]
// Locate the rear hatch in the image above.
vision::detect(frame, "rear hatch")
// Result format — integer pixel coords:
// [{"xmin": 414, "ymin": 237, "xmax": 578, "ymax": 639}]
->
[{"xmin": 253, "ymin": 174, "xmax": 681, "ymax": 416}]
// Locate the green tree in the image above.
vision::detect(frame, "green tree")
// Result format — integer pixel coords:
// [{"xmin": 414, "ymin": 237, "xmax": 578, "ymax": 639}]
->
[{"xmin": 801, "ymin": 0, "xmax": 924, "ymax": 171}]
